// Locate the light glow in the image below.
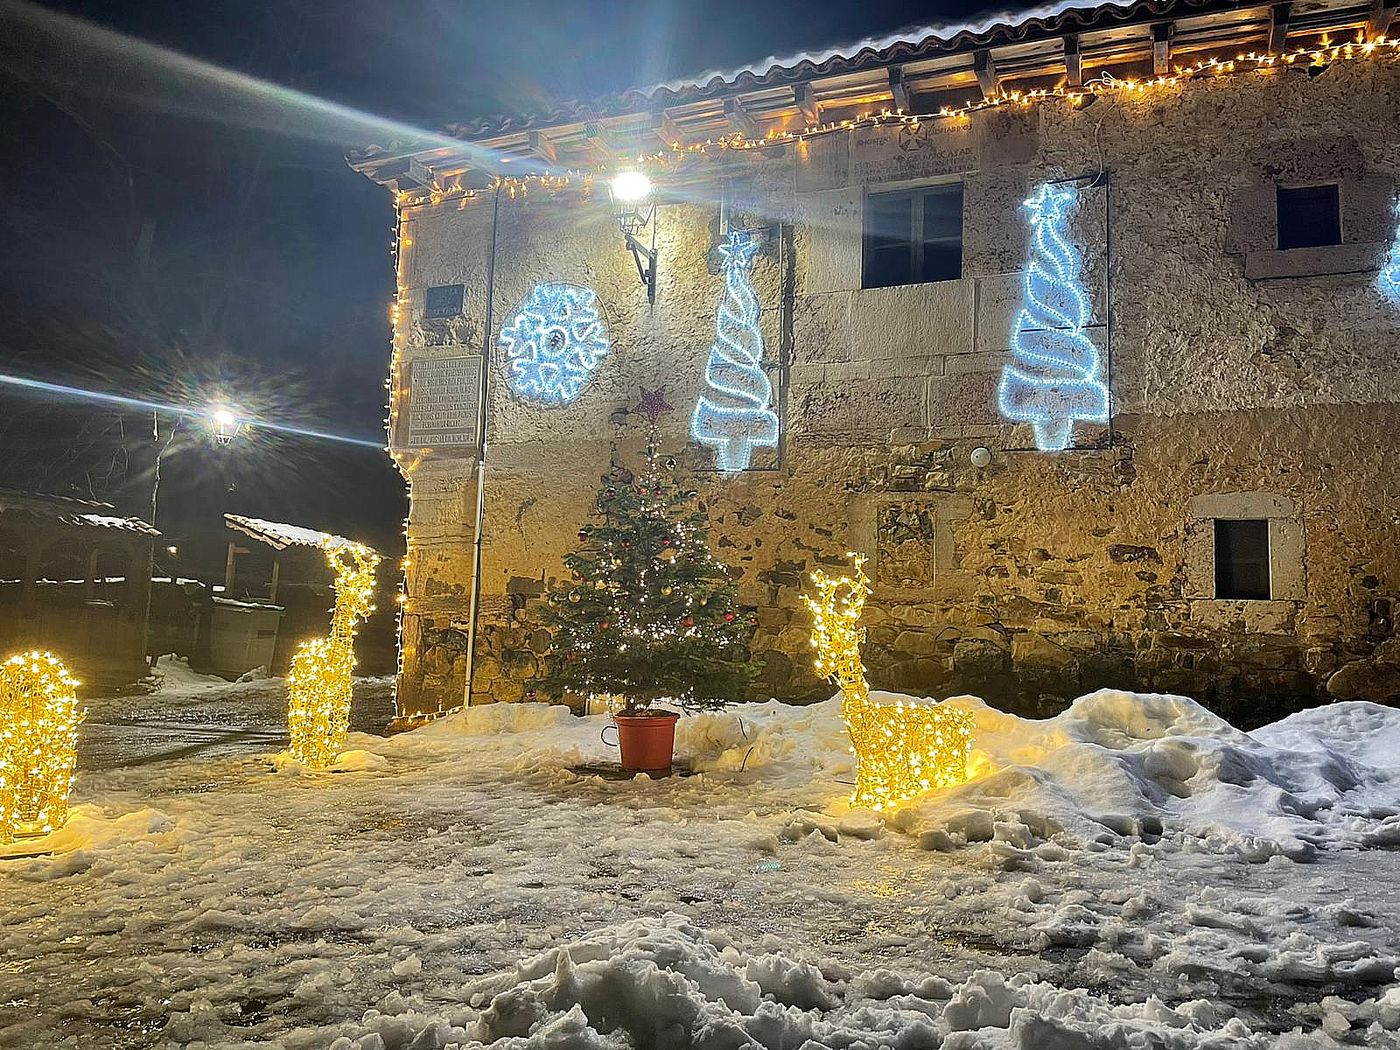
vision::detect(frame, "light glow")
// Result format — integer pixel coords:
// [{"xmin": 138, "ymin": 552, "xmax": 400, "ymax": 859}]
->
[
  {"xmin": 500, "ymin": 283, "xmax": 611, "ymax": 405},
  {"xmin": 0, "ymin": 651, "xmax": 83, "ymax": 843},
  {"xmin": 209, "ymin": 404, "xmax": 243, "ymax": 445},
  {"xmin": 803, "ymin": 557, "xmax": 973, "ymax": 811},
  {"xmin": 610, "ymin": 170, "xmax": 653, "ymax": 202},
  {"xmin": 997, "ymin": 182, "xmax": 1110, "ymax": 451},
  {"xmin": 692, "ymin": 230, "xmax": 779, "ymax": 471},
  {"xmin": 287, "ymin": 541, "xmax": 381, "ymax": 769},
  {"xmin": 0, "ymin": 372, "xmax": 381, "ymax": 448}
]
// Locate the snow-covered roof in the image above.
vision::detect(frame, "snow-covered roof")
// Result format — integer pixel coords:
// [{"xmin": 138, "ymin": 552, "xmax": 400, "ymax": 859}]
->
[
  {"xmin": 0, "ymin": 488, "xmax": 159, "ymax": 537},
  {"xmin": 223, "ymin": 513, "xmax": 362, "ymax": 552},
  {"xmin": 349, "ymin": 0, "xmax": 1391, "ymax": 186}
]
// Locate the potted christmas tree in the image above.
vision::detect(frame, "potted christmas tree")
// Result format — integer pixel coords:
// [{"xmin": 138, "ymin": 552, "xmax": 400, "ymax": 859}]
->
[{"xmin": 542, "ymin": 386, "xmax": 756, "ymax": 773}]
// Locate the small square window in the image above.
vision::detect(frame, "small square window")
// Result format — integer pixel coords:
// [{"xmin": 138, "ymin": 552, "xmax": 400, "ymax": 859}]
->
[
  {"xmin": 1214, "ymin": 519, "xmax": 1271, "ymax": 600},
  {"xmin": 1276, "ymin": 185, "xmax": 1341, "ymax": 250},
  {"xmin": 424, "ymin": 283, "xmax": 465, "ymax": 318},
  {"xmin": 863, "ymin": 184, "xmax": 963, "ymax": 289}
]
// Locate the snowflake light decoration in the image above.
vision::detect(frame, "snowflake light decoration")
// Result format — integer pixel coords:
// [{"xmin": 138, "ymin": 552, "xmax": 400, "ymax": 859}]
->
[{"xmin": 499, "ymin": 282, "xmax": 611, "ymax": 406}]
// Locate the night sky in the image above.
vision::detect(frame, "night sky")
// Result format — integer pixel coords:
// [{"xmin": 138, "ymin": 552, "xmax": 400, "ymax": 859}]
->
[{"xmin": 0, "ymin": 0, "xmax": 1000, "ymax": 573}]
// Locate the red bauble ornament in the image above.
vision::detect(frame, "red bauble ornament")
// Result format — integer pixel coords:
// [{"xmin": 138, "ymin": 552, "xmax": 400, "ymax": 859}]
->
[
  {"xmin": 723, "ymin": 610, "xmax": 736, "ymax": 622},
  {"xmin": 662, "ymin": 537, "xmax": 674, "ymax": 547},
  {"xmin": 578, "ymin": 529, "xmax": 589, "ymax": 542},
  {"xmin": 681, "ymin": 616, "xmax": 695, "ymax": 628},
  {"xmin": 599, "ymin": 620, "xmax": 610, "ymax": 631}
]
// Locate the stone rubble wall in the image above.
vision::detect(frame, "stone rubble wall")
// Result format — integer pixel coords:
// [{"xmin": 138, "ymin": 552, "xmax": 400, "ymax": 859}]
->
[{"xmin": 390, "ymin": 60, "xmax": 1400, "ymax": 725}]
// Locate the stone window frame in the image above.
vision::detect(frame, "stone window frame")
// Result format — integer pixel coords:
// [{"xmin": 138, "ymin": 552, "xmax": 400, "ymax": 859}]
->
[
  {"xmin": 1183, "ymin": 491, "xmax": 1305, "ymax": 603},
  {"xmin": 1225, "ymin": 136, "xmax": 1396, "ymax": 282}
]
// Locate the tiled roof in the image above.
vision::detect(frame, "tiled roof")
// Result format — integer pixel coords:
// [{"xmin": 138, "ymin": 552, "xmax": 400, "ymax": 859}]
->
[
  {"xmin": 439, "ymin": 0, "xmax": 1201, "ymax": 139},
  {"xmin": 224, "ymin": 513, "xmax": 358, "ymax": 552},
  {"xmin": 0, "ymin": 488, "xmax": 160, "ymax": 537}
]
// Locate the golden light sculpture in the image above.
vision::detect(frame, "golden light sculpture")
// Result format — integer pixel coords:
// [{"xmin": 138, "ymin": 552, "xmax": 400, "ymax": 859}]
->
[
  {"xmin": 288, "ymin": 541, "xmax": 381, "ymax": 769},
  {"xmin": 0, "ymin": 651, "xmax": 83, "ymax": 844},
  {"xmin": 802, "ymin": 556, "xmax": 974, "ymax": 811}
]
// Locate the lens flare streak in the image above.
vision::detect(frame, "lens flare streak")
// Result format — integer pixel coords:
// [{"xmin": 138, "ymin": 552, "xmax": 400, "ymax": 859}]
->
[{"xmin": 0, "ymin": 373, "xmax": 382, "ymax": 449}]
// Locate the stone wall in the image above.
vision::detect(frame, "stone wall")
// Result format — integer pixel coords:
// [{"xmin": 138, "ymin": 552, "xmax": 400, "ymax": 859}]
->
[{"xmin": 389, "ymin": 59, "xmax": 1400, "ymax": 725}]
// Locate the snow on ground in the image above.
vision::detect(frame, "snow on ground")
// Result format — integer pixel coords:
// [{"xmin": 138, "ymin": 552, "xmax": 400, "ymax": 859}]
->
[{"xmin": 2, "ymin": 683, "xmax": 1399, "ymax": 1048}]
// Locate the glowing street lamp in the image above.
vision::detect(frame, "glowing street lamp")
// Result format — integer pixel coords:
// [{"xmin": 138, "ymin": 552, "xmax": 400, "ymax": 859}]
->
[
  {"xmin": 208, "ymin": 404, "xmax": 245, "ymax": 446},
  {"xmin": 609, "ymin": 170, "xmax": 657, "ymax": 303}
]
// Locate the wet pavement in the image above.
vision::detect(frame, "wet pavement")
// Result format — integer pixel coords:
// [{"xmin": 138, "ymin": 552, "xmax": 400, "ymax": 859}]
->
[{"xmin": 78, "ymin": 675, "xmax": 396, "ymax": 771}]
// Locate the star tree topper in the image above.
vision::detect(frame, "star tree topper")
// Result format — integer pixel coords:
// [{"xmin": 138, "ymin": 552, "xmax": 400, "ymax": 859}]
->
[{"xmin": 638, "ymin": 385, "xmax": 674, "ymax": 425}]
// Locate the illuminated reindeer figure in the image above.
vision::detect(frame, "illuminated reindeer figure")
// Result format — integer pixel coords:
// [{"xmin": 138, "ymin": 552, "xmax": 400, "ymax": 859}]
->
[
  {"xmin": 802, "ymin": 555, "xmax": 974, "ymax": 811},
  {"xmin": 287, "ymin": 541, "xmax": 381, "ymax": 769},
  {"xmin": 0, "ymin": 651, "xmax": 83, "ymax": 843}
]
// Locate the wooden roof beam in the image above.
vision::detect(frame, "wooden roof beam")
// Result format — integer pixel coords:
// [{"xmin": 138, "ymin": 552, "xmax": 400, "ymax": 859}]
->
[
  {"xmin": 794, "ymin": 82, "xmax": 821, "ymax": 125},
  {"xmin": 724, "ymin": 97, "xmax": 758, "ymax": 138},
  {"xmin": 526, "ymin": 131, "xmax": 557, "ymax": 166},
  {"xmin": 1269, "ymin": 3, "xmax": 1291, "ymax": 53},
  {"xmin": 1063, "ymin": 34, "xmax": 1083, "ymax": 87},
  {"xmin": 583, "ymin": 122, "xmax": 615, "ymax": 163},
  {"xmin": 1367, "ymin": 0, "xmax": 1398, "ymax": 40},
  {"xmin": 1152, "ymin": 22, "xmax": 1175, "ymax": 75},
  {"xmin": 651, "ymin": 109, "xmax": 687, "ymax": 149},
  {"xmin": 406, "ymin": 156, "xmax": 440, "ymax": 190},
  {"xmin": 973, "ymin": 49, "xmax": 1000, "ymax": 100},
  {"xmin": 887, "ymin": 66, "xmax": 910, "ymax": 110}
]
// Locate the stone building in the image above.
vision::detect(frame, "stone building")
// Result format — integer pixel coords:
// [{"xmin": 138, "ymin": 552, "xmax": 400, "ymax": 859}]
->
[{"xmin": 350, "ymin": 0, "xmax": 1400, "ymax": 726}]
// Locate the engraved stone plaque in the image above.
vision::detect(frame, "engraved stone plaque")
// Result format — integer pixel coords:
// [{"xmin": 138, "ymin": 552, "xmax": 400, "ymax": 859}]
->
[
  {"xmin": 401, "ymin": 354, "xmax": 481, "ymax": 450},
  {"xmin": 851, "ymin": 120, "xmax": 978, "ymax": 185}
]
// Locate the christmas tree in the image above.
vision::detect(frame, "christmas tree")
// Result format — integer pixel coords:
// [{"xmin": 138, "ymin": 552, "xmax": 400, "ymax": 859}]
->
[
  {"xmin": 542, "ymin": 387, "xmax": 756, "ymax": 711},
  {"xmin": 997, "ymin": 181, "xmax": 1110, "ymax": 451},
  {"xmin": 691, "ymin": 228, "xmax": 779, "ymax": 471}
]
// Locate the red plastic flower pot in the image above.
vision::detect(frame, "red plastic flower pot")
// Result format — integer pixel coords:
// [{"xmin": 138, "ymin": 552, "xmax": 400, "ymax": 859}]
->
[{"xmin": 613, "ymin": 709, "xmax": 681, "ymax": 774}]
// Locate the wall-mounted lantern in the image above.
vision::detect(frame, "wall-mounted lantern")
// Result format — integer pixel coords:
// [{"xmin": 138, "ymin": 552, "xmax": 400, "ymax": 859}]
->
[{"xmin": 609, "ymin": 171, "xmax": 657, "ymax": 304}]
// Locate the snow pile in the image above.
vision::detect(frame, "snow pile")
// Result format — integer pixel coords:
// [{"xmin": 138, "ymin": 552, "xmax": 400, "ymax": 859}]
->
[
  {"xmin": 0, "ymin": 805, "xmax": 173, "ymax": 867},
  {"xmin": 270, "ymin": 747, "xmax": 390, "ymax": 775},
  {"xmin": 327, "ymin": 912, "xmax": 1399, "ymax": 1049},
  {"xmin": 405, "ymin": 690, "xmax": 1400, "ymax": 862},
  {"xmin": 149, "ymin": 655, "xmax": 235, "ymax": 694},
  {"xmin": 1254, "ymin": 701, "xmax": 1400, "ymax": 771},
  {"xmin": 679, "ymin": 690, "xmax": 1400, "ymax": 862}
]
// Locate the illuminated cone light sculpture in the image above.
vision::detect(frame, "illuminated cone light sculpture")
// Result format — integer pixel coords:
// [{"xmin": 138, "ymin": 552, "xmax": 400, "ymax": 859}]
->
[
  {"xmin": 997, "ymin": 182, "xmax": 1110, "ymax": 451},
  {"xmin": 0, "ymin": 651, "xmax": 83, "ymax": 843},
  {"xmin": 691, "ymin": 229, "xmax": 779, "ymax": 471},
  {"xmin": 803, "ymin": 557, "xmax": 973, "ymax": 811},
  {"xmin": 288, "ymin": 541, "xmax": 381, "ymax": 769}
]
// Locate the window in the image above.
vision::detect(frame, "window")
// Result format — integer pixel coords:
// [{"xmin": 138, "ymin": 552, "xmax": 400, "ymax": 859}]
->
[
  {"xmin": 863, "ymin": 184, "xmax": 963, "ymax": 288},
  {"xmin": 1214, "ymin": 519, "xmax": 1271, "ymax": 599},
  {"xmin": 424, "ymin": 283, "xmax": 465, "ymax": 318},
  {"xmin": 1276, "ymin": 185, "xmax": 1341, "ymax": 250}
]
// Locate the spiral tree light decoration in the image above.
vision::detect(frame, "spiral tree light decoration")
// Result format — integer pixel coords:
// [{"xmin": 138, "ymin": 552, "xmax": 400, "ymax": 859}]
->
[
  {"xmin": 997, "ymin": 181, "xmax": 1110, "ymax": 451},
  {"xmin": 692, "ymin": 229, "xmax": 779, "ymax": 471},
  {"xmin": 0, "ymin": 651, "xmax": 83, "ymax": 843},
  {"xmin": 288, "ymin": 541, "xmax": 381, "ymax": 769},
  {"xmin": 803, "ymin": 556, "xmax": 973, "ymax": 811}
]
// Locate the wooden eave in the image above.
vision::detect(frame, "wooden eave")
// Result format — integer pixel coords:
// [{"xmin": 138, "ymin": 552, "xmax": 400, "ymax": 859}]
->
[{"xmin": 348, "ymin": 0, "xmax": 1395, "ymax": 193}]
